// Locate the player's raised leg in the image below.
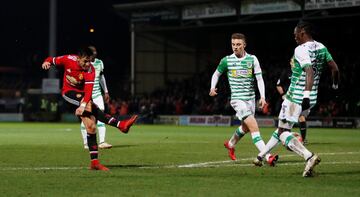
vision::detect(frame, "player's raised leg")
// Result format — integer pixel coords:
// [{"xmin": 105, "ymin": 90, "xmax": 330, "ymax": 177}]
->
[{"xmin": 89, "ymin": 103, "xmax": 138, "ymax": 133}]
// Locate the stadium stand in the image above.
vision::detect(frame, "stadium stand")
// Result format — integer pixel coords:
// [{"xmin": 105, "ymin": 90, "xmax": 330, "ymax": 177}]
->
[{"xmin": 1, "ymin": 0, "xmax": 359, "ymax": 123}]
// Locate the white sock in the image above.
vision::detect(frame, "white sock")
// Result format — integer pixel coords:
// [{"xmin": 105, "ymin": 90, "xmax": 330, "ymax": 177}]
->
[
  {"xmin": 258, "ymin": 129, "xmax": 281, "ymax": 159},
  {"xmin": 97, "ymin": 121, "xmax": 106, "ymax": 144},
  {"xmin": 80, "ymin": 122, "xmax": 87, "ymax": 145},
  {"xmin": 251, "ymin": 131, "xmax": 266, "ymax": 153},
  {"xmin": 228, "ymin": 126, "xmax": 246, "ymax": 148},
  {"xmin": 265, "ymin": 153, "xmax": 271, "ymax": 161},
  {"xmin": 279, "ymin": 131, "xmax": 312, "ymax": 160}
]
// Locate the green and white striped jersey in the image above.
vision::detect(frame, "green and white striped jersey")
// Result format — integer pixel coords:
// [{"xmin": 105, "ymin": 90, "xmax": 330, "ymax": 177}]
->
[
  {"xmin": 91, "ymin": 58, "xmax": 105, "ymax": 99},
  {"xmin": 217, "ymin": 53, "xmax": 262, "ymax": 101},
  {"xmin": 286, "ymin": 40, "xmax": 333, "ymax": 106}
]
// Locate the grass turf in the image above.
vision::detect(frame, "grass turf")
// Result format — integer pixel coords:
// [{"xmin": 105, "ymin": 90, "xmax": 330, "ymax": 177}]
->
[{"xmin": 0, "ymin": 123, "xmax": 359, "ymax": 197}]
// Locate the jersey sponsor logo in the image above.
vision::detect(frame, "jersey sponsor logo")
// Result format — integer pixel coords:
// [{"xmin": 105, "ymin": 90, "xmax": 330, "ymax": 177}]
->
[
  {"xmin": 230, "ymin": 69, "xmax": 252, "ymax": 77},
  {"xmin": 65, "ymin": 75, "xmax": 81, "ymax": 86}
]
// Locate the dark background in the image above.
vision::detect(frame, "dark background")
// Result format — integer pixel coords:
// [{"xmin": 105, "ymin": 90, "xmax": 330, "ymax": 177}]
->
[
  {"xmin": 0, "ymin": 0, "xmax": 130, "ymax": 90},
  {"xmin": 1, "ymin": 1, "xmax": 359, "ymax": 117}
]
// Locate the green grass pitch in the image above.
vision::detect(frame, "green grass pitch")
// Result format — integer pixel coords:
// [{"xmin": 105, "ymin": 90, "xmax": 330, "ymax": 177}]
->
[{"xmin": 0, "ymin": 123, "xmax": 359, "ymax": 197}]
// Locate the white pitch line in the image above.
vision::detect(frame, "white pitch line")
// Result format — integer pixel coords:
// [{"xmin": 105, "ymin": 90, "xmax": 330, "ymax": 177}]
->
[
  {"xmin": 181, "ymin": 161, "xmax": 360, "ymax": 169},
  {"xmin": 143, "ymin": 151, "xmax": 360, "ymax": 169},
  {"xmin": 173, "ymin": 151, "xmax": 360, "ymax": 168},
  {"xmin": 2, "ymin": 151, "xmax": 360, "ymax": 171}
]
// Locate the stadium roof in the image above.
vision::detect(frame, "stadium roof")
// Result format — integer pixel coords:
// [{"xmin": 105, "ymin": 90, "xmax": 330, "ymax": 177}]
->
[{"xmin": 112, "ymin": 0, "xmax": 360, "ymax": 32}]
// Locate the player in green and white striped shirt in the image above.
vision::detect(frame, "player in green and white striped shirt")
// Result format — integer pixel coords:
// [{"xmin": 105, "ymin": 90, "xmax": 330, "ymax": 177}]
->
[
  {"xmin": 81, "ymin": 46, "xmax": 112, "ymax": 149},
  {"xmin": 255, "ymin": 21, "xmax": 340, "ymax": 177},
  {"xmin": 210, "ymin": 33, "xmax": 278, "ymax": 166}
]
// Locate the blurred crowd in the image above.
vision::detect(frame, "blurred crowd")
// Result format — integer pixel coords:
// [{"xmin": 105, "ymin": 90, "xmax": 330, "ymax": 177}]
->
[
  {"xmin": 105, "ymin": 56, "xmax": 360, "ymax": 118},
  {"xmin": 1, "ymin": 51, "xmax": 359, "ymax": 119}
]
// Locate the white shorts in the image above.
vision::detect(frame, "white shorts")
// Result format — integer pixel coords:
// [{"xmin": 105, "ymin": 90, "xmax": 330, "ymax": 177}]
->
[
  {"xmin": 92, "ymin": 96, "xmax": 105, "ymax": 111},
  {"xmin": 230, "ymin": 99, "xmax": 255, "ymax": 120},
  {"xmin": 278, "ymin": 98, "xmax": 302, "ymax": 129}
]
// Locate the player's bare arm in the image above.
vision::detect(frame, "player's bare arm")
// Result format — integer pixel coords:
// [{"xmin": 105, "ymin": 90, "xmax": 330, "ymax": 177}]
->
[
  {"xmin": 328, "ymin": 60, "xmax": 340, "ymax": 89},
  {"xmin": 258, "ymin": 97, "xmax": 267, "ymax": 109},
  {"xmin": 104, "ymin": 93, "xmax": 110, "ymax": 103},
  {"xmin": 75, "ymin": 100, "xmax": 93, "ymax": 116},
  {"xmin": 276, "ymin": 86, "xmax": 286, "ymax": 100},
  {"xmin": 209, "ymin": 88, "xmax": 218, "ymax": 96},
  {"xmin": 304, "ymin": 66, "xmax": 314, "ymax": 92},
  {"xmin": 42, "ymin": 62, "xmax": 51, "ymax": 70},
  {"xmin": 302, "ymin": 66, "xmax": 314, "ymax": 110}
]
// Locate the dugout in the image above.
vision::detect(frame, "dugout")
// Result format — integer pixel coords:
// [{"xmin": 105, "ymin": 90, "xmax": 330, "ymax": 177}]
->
[{"xmin": 113, "ymin": 0, "xmax": 360, "ymax": 97}]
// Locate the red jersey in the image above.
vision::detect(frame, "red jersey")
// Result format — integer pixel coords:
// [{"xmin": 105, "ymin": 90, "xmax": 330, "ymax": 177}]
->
[{"xmin": 44, "ymin": 55, "xmax": 95, "ymax": 103}]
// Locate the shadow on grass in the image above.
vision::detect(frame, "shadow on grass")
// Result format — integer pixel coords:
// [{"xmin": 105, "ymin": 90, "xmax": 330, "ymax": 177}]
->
[
  {"xmin": 277, "ymin": 160, "xmax": 304, "ymax": 164},
  {"xmin": 111, "ymin": 144, "xmax": 137, "ymax": 149},
  {"xmin": 106, "ymin": 164, "xmax": 157, "ymax": 168},
  {"xmin": 305, "ymin": 142, "xmax": 336, "ymax": 145}
]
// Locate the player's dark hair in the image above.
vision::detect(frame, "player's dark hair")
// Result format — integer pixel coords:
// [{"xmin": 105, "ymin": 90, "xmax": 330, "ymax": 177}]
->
[
  {"xmin": 231, "ymin": 33, "xmax": 246, "ymax": 42},
  {"xmin": 77, "ymin": 46, "xmax": 93, "ymax": 58},
  {"xmin": 296, "ymin": 21, "xmax": 316, "ymax": 37}
]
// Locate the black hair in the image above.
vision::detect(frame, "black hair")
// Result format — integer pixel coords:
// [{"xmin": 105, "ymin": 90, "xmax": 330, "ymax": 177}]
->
[
  {"xmin": 77, "ymin": 46, "xmax": 93, "ymax": 58},
  {"xmin": 296, "ymin": 20, "xmax": 316, "ymax": 37}
]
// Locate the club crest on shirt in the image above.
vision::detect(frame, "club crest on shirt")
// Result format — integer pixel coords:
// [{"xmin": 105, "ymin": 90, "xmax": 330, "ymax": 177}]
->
[
  {"xmin": 247, "ymin": 62, "xmax": 252, "ymax": 68},
  {"xmin": 78, "ymin": 73, "xmax": 83, "ymax": 80},
  {"xmin": 65, "ymin": 75, "xmax": 80, "ymax": 86},
  {"xmin": 76, "ymin": 93, "xmax": 82, "ymax": 98}
]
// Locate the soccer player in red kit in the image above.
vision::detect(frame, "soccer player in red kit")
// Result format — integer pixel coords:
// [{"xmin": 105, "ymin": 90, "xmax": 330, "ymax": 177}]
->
[{"xmin": 42, "ymin": 47, "xmax": 138, "ymax": 171}]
